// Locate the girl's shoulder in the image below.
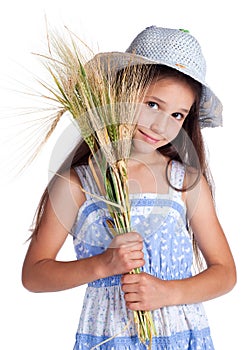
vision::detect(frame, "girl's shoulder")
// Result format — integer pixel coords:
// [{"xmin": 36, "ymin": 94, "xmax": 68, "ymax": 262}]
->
[
  {"xmin": 170, "ymin": 161, "xmax": 203, "ymax": 204},
  {"xmin": 51, "ymin": 168, "xmax": 86, "ymax": 209}
]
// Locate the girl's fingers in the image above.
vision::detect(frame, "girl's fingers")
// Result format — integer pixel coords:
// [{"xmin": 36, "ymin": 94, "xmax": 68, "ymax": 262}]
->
[
  {"xmin": 128, "ymin": 250, "xmax": 144, "ymax": 259},
  {"xmin": 108, "ymin": 241, "xmax": 143, "ymax": 254},
  {"xmin": 109, "ymin": 232, "xmax": 143, "ymax": 249},
  {"xmin": 122, "ymin": 283, "xmax": 137, "ymax": 294},
  {"xmin": 123, "ymin": 232, "xmax": 143, "ymax": 242},
  {"xmin": 122, "ymin": 272, "xmax": 141, "ymax": 284},
  {"xmin": 123, "ymin": 292, "xmax": 139, "ymax": 303}
]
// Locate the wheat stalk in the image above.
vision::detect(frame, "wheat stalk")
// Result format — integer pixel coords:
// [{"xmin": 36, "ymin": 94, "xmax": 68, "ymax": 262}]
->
[{"xmin": 35, "ymin": 27, "xmax": 156, "ymax": 348}]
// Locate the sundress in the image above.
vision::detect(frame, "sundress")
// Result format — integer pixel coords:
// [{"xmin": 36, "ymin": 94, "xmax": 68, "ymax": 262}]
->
[{"xmin": 72, "ymin": 161, "xmax": 214, "ymax": 349}]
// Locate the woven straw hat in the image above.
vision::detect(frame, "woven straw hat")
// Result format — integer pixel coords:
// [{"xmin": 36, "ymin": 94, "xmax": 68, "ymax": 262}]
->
[{"xmin": 94, "ymin": 26, "xmax": 223, "ymax": 128}]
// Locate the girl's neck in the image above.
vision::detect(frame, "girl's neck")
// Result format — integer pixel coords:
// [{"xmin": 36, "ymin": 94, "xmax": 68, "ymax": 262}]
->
[
  {"xmin": 129, "ymin": 149, "xmax": 166, "ymax": 166},
  {"xmin": 127, "ymin": 151, "xmax": 170, "ymax": 194}
]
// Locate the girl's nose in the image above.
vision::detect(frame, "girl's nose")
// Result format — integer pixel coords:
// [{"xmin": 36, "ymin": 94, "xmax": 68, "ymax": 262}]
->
[{"xmin": 150, "ymin": 112, "xmax": 169, "ymax": 135}]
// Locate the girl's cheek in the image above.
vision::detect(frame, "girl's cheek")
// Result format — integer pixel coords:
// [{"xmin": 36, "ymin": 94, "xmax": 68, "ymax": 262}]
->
[
  {"xmin": 137, "ymin": 113, "xmax": 150, "ymax": 128},
  {"xmin": 163, "ymin": 119, "xmax": 183, "ymax": 141}
]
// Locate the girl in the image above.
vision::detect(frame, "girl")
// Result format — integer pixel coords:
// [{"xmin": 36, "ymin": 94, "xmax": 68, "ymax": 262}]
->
[{"xmin": 22, "ymin": 26, "xmax": 236, "ymax": 349}]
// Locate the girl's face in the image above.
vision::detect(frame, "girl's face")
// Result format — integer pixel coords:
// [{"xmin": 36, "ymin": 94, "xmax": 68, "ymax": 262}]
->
[{"xmin": 133, "ymin": 76, "xmax": 195, "ymax": 153}]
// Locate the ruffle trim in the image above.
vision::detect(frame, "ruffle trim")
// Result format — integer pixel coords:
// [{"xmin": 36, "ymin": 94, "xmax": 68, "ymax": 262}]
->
[{"xmin": 73, "ymin": 327, "xmax": 214, "ymax": 349}]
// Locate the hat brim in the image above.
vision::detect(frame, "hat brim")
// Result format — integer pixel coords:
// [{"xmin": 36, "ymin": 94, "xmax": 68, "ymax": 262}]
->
[{"xmin": 88, "ymin": 51, "xmax": 223, "ymax": 128}]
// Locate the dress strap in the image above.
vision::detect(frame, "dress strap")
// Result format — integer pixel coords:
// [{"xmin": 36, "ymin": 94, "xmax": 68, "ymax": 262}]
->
[
  {"xmin": 74, "ymin": 165, "xmax": 101, "ymax": 200},
  {"xmin": 168, "ymin": 161, "xmax": 185, "ymax": 198}
]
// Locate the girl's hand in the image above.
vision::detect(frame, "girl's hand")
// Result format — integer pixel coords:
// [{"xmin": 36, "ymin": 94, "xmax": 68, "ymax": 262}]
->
[
  {"xmin": 101, "ymin": 232, "xmax": 145, "ymax": 276},
  {"xmin": 121, "ymin": 272, "xmax": 168, "ymax": 311}
]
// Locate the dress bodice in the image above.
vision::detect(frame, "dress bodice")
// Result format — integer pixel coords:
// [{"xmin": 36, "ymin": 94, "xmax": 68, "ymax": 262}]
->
[{"xmin": 72, "ymin": 161, "xmax": 193, "ymax": 282}]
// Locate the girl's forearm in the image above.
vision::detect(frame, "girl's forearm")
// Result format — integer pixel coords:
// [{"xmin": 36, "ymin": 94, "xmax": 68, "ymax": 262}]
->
[
  {"xmin": 22, "ymin": 255, "xmax": 108, "ymax": 293},
  {"xmin": 165, "ymin": 263, "xmax": 236, "ymax": 306},
  {"xmin": 22, "ymin": 232, "xmax": 145, "ymax": 293}
]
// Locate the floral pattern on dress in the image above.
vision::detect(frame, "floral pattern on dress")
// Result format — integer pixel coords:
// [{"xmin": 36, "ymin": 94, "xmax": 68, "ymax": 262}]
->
[{"xmin": 72, "ymin": 161, "xmax": 215, "ymax": 350}]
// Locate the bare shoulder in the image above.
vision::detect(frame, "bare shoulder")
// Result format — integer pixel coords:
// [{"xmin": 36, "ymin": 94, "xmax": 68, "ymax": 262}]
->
[
  {"xmin": 185, "ymin": 171, "xmax": 215, "ymax": 222},
  {"xmin": 50, "ymin": 168, "xmax": 86, "ymax": 208},
  {"xmin": 69, "ymin": 168, "xmax": 87, "ymax": 207},
  {"xmin": 31, "ymin": 168, "xmax": 86, "ymax": 238}
]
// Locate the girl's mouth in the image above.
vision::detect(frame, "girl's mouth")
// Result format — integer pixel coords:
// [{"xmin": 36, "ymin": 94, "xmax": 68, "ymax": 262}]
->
[{"xmin": 139, "ymin": 129, "xmax": 162, "ymax": 143}]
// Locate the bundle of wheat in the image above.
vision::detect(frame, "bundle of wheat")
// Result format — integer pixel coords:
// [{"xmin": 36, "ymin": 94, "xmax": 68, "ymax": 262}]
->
[{"xmin": 34, "ymin": 28, "xmax": 156, "ymax": 348}]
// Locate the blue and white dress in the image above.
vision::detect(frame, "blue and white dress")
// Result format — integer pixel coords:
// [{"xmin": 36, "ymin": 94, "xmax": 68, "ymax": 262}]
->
[{"xmin": 72, "ymin": 161, "xmax": 214, "ymax": 349}]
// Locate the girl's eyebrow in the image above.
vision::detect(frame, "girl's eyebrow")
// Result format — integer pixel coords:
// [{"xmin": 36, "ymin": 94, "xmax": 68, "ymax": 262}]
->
[
  {"xmin": 146, "ymin": 95, "xmax": 166, "ymax": 104},
  {"xmin": 145, "ymin": 95, "xmax": 190, "ymax": 114}
]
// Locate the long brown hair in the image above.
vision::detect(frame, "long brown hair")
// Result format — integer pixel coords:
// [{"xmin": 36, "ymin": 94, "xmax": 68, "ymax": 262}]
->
[{"xmin": 30, "ymin": 65, "xmax": 213, "ymax": 270}]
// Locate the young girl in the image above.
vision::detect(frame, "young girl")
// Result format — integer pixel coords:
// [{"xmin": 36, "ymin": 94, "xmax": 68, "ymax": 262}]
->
[{"xmin": 22, "ymin": 26, "xmax": 236, "ymax": 349}]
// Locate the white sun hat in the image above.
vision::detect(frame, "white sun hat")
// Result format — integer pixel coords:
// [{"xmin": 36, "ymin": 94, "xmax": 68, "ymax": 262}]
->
[{"xmin": 93, "ymin": 26, "xmax": 223, "ymax": 128}]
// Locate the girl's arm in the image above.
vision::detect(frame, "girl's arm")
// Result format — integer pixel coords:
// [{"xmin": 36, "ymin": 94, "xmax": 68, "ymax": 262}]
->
[
  {"xmin": 121, "ymin": 174, "xmax": 237, "ymax": 310},
  {"xmin": 176, "ymin": 174, "xmax": 237, "ymax": 302},
  {"xmin": 22, "ymin": 169, "xmax": 145, "ymax": 293}
]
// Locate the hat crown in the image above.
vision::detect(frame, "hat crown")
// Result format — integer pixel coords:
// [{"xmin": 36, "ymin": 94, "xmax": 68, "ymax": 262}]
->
[{"xmin": 126, "ymin": 26, "xmax": 206, "ymax": 84}]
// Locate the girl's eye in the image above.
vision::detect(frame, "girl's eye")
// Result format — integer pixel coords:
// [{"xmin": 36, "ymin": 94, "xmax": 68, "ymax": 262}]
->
[
  {"xmin": 147, "ymin": 101, "xmax": 159, "ymax": 110},
  {"xmin": 171, "ymin": 112, "xmax": 185, "ymax": 121}
]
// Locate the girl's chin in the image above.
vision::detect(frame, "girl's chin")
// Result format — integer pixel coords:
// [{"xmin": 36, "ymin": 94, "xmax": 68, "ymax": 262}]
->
[
  {"xmin": 132, "ymin": 138, "xmax": 167, "ymax": 151},
  {"xmin": 131, "ymin": 140, "xmax": 163, "ymax": 155}
]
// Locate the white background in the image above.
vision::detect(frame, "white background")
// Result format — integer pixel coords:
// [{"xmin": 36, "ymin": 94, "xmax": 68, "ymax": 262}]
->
[{"xmin": 0, "ymin": 0, "xmax": 247, "ymax": 349}]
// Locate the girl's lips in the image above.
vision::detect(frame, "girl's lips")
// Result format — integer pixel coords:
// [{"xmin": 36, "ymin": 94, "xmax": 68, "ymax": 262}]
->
[{"xmin": 139, "ymin": 129, "xmax": 162, "ymax": 143}]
